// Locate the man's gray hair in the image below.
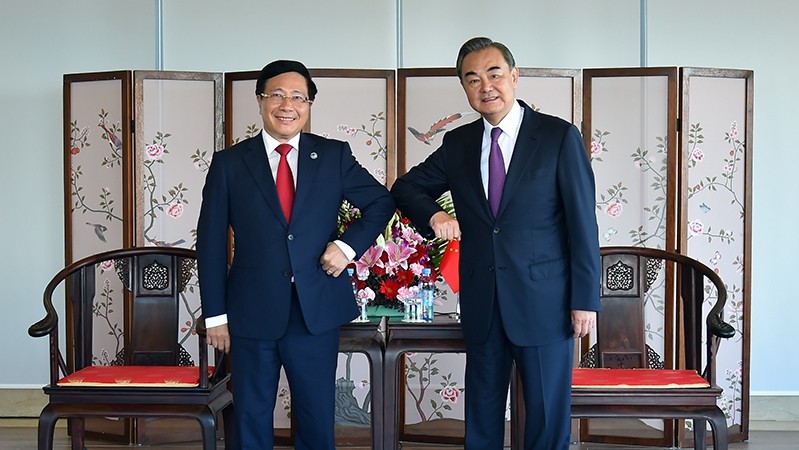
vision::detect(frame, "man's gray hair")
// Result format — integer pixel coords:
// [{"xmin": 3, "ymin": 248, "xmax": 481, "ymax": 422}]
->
[{"xmin": 456, "ymin": 37, "xmax": 516, "ymax": 80}]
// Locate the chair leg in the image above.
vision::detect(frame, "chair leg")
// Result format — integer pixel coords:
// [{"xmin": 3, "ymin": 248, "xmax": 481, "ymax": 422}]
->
[
  {"xmin": 37, "ymin": 406, "xmax": 58, "ymax": 450},
  {"xmin": 197, "ymin": 410, "xmax": 218, "ymax": 450},
  {"xmin": 67, "ymin": 417, "xmax": 85, "ymax": 450},
  {"xmin": 693, "ymin": 418, "xmax": 708, "ymax": 450},
  {"xmin": 706, "ymin": 408, "xmax": 729, "ymax": 450},
  {"xmin": 221, "ymin": 404, "xmax": 238, "ymax": 450}
]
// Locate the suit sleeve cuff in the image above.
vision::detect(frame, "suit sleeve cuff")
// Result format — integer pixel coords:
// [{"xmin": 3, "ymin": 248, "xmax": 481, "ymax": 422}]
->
[
  {"xmin": 204, "ymin": 314, "xmax": 228, "ymax": 328},
  {"xmin": 333, "ymin": 239, "xmax": 356, "ymax": 261}
]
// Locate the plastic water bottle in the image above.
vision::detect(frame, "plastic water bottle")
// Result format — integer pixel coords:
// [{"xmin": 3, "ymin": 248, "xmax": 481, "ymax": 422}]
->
[
  {"xmin": 347, "ymin": 268, "xmax": 357, "ymax": 296},
  {"xmin": 419, "ymin": 268, "xmax": 435, "ymax": 323}
]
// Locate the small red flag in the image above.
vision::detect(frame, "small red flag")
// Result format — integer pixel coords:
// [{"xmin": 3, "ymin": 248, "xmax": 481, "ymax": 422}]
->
[{"xmin": 439, "ymin": 240, "xmax": 460, "ymax": 293}]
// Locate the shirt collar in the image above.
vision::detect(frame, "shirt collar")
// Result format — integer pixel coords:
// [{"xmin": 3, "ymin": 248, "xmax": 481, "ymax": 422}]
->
[
  {"xmin": 261, "ymin": 130, "xmax": 301, "ymax": 154},
  {"xmin": 482, "ymin": 100, "xmax": 523, "ymax": 138}
]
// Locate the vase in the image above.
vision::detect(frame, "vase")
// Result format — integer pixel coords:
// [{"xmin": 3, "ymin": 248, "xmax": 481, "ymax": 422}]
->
[{"xmin": 365, "ymin": 305, "xmax": 405, "ymax": 319}]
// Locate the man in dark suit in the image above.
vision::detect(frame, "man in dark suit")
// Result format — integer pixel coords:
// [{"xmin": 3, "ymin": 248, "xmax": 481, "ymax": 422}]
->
[
  {"xmin": 391, "ymin": 38, "xmax": 601, "ymax": 450},
  {"xmin": 196, "ymin": 60, "xmax": 394, "ymax": 450}
]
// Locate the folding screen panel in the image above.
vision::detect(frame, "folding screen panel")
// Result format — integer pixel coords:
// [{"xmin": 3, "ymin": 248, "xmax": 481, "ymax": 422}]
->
[
  {"xmin": 584, "ymin": 66, "xmax": 752, "ymax": 446},
  {"xmin": 224, "ymin": 69, "xmax": 395, "ymax": 442},
  {"xmin": 63, "ymin": 70, "xmax": 223, "ymax": 445},
  {"xmin": 64, "ymin": 71, "xmax": 133, "ymax": 370},
  {"xmin": 132, "ymin": 71, "xmax": 223, "ymax": 360},
  {"xmin": 680, "ymin": 67, "xmax": 753, "ymax": 443},
  {"xmin": 397, "ymin": 67, "xmax": 581, "ymax": 443},
  {"xmin": 582, "ymin": 67, "xmax": 679, "ymax": 447},
  {"xmin": 64, "ymin": 71, "xmax": 133, "ymax": 261}
]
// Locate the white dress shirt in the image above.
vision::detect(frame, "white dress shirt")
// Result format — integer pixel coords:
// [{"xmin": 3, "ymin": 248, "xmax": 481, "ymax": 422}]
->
[{"xmin": 480, "ymin": 100, "xmax": 524, "ymax": 198}]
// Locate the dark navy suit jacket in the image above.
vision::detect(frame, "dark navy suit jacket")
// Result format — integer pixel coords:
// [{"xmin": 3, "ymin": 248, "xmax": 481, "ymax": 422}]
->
[
  {"xmin": 392, "ymin": 101, "xmax": 601, "ymax": 346},
  {"xmin": 196, "ymin": 133, "xmax": 394, "ymax": 340}
]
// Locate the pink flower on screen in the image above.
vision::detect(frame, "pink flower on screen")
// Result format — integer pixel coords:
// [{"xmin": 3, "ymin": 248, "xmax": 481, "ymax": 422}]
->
[
  {"xmin": 590, "ymin": 140, "xmax": 602, "ymax": 157},
  {"xmin": 146, "ymin": 143, "xmax": 164, "ymax": 159},
  {"xmin": 441, "ymin": 386, "xmax": 460, "ymax": 403},
  {"xmin": 688, "ymin": 219, "xmax": 704, "ymax": 236},
  {"xmin": 167, "ymin": 203, "xmax": 183, "ymax": 218},
  {"xmin": 605, "ymin": 202, "xmax": 623, "ymax": 218}
]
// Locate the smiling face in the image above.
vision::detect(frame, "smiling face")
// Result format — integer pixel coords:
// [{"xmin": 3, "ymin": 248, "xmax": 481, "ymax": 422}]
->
[
  {"xmin": 460, "ymin": 46, "xmax": 519, "ymax": 126},
  {"xmin": 257, "ymin": 71, "xmax": 311, "ymax": 142}
]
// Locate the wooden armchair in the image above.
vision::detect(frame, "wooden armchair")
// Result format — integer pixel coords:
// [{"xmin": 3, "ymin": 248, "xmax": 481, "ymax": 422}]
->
[
  {"xmin": 28, "ymin": 247, "xmax": 234, "ymax": 450},
  {"xmin": 512, "ymin": 246, "xmax": 735, "ymax": 450},
  {"xmin": 574, "ymin": 246, "xmax": 735, "ymax": 449}
]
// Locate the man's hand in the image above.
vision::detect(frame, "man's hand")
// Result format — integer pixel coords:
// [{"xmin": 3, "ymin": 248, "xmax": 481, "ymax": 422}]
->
[
  {"xmin": 320, "ymin": 242, "xmax": 349, "ymax": 277},
  {"xmin": 207, "ymin": 324, "xmax": 231, "ymax": 353},
  {"xmin": 429, "ymin": 211, "xmax": 461, "ymax": 241},
  {"xmin": 571, "ymin": 309, "xmax": 596, "ymax": 339}
]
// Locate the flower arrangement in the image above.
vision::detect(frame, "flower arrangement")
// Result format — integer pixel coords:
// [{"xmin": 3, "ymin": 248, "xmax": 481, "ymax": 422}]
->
[{"xmin": 338, "ymin": 197, "xmax": 453, "ymax": 313}]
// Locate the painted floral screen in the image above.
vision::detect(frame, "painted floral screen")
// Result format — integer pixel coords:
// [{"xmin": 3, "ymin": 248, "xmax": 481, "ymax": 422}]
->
[
  {"xmin": 585, "ymin": 67, "xmax": 752, "ymax": 445},
  {"xmin": 63, "ymin": 65, "xmax": 752, "ymax": 445}
]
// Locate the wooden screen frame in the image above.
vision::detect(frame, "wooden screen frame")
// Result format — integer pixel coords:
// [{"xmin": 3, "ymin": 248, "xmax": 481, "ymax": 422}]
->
[
  {"xmin": 63, "ymin": 71, "xmax": 134, "ymax": 263},
  {"xmin": 581, "ymin": 66, "xmax": 680, "ymax": 447},
  {"xmin": 679, "ymin": 67, "xmax": 754, "ymax": 444}
]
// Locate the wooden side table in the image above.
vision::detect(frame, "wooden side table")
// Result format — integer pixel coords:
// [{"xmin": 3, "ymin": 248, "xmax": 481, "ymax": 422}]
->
[
  {"xmin": 339, "ymin": 316, "xmax": 388, "ymax": 450},
  {"xmin": 382, "ymin": 316, "xmax": 466, "ymax": 450}
]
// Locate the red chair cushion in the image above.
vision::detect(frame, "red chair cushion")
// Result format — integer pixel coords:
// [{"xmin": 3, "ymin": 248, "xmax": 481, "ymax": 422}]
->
[
  {"xmin": 57, "ymin": 366, "xmax": 212, "ymax": 387},
  {"xmin": 572, "ymin": 368, "xmax": 710, "ymax": 389}
]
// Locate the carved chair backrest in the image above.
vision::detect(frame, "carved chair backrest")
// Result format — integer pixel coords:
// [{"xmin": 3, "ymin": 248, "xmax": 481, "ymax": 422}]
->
[
  {"xmin": 596, "ymin": 253, "xmax": 664, "ymax": 369},
  {"xmin": 67, "ymin": 251, "xmax": 195, "ymax": 371}
]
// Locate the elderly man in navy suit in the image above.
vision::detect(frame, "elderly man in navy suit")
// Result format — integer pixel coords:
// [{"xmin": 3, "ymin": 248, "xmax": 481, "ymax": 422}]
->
[
  {"xmin": 391, "ymin": 38, "xmax": 601, "ymax": 450},
  {"xmin": 197, "ymin": 60, "xmax": 394, "ymax": 450}
]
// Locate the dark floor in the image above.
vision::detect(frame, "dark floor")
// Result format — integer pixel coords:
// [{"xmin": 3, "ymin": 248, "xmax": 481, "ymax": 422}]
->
[{"xmin": 1, "ymin": 418, "xmax": 797, "ymax": 449}]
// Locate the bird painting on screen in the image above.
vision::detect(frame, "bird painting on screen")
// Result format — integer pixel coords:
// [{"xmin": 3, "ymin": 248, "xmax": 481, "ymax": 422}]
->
[
  {"xmin": 408, "ymin": 112, "xmax": 471, "ymax": 145},
  {"xmin": 147, "ymin": 237, "xmax": 187, "ymax": 247},
  {"xmin": 98, "ymin": 119, "xmax": 123, "ymax": 152},
  {"xmin": 86, "ymin": 222, "xmax": 108, "ymax": 242}
]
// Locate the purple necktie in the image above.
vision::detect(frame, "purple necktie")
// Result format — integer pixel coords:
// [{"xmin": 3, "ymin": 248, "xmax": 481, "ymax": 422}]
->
[{"xmin": 488, "ymin": 127, "xmax": 505, "ymax": 217}]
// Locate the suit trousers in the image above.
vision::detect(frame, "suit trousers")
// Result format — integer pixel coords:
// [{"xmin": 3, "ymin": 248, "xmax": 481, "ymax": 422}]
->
[
  {"xmin": 230, "ymin": 286, "xmax": 340, "ymax": 450},
  {"xmin": 464, "ymin": 299, "xmax": 574, "ymax": 450}
]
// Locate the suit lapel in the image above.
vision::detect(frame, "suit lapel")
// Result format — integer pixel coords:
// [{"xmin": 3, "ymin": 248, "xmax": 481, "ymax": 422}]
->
[
  {"xmin": 242, "ymin": 136, "xmax": 287, "ymax": 225},
  {"xmin": 496, "ymin": 104, "xmax": 541, "ymax": 218},
  {"xmin": 456, "ymin": 121, "xmax": 494, "ymax": 222},
  {"xmin": 293, "ymin": 133, "xmax": 321, "ymax": 219}
]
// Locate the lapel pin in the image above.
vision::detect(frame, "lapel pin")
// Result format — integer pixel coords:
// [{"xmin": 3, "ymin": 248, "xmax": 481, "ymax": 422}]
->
[{"xmin": 310, "ymin": 152, "xmax": 318, "ymax": 160}]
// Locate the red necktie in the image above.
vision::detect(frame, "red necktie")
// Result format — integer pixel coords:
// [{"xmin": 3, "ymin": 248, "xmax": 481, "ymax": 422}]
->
[{"xmin": 275, "ymin": 143, "xmax": 295, "ymax": 222}]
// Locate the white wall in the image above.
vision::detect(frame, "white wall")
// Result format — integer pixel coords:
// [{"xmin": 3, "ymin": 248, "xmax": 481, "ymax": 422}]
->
[
  {"xmin": 1, "ymin": 0, "xmax": 795, "ymax": 398},
  {"xmin": 161, "ymin": 0, "xmax": 398, "ymax": 71},
  {"xmin": 400, "ymin": 0, "xmax": 641, "ymax": 68},
  {"xmin": 647, "ymin": 0, "xmax": 799, "ymax": 394},
  {"xmin": 0, "ymin": 0, "xmax": 156, "ymax": 386}
]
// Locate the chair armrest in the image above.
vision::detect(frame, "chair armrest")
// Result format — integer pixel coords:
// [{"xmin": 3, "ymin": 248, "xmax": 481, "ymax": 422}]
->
[
  {"xmin": 195, "ymin": 316, "xmax": 230, "ymax": 385},
  {"xmin": 196, "ymin": 316, "xmax": 207, "ymax": 337},
  {"xmin": 29, "ymin": 289, "xmax": 60, "ymax": 338},
  {"xmin": 209, "ymin": 352, "xmax": 229, "ymax": 385},
  {"xmin": 709, "ymin": 313, "xmax": 735, "ymax": 339},
  {"xmin": 28, "ymin": 314, "xmax": 57, "ymax": 338}
]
